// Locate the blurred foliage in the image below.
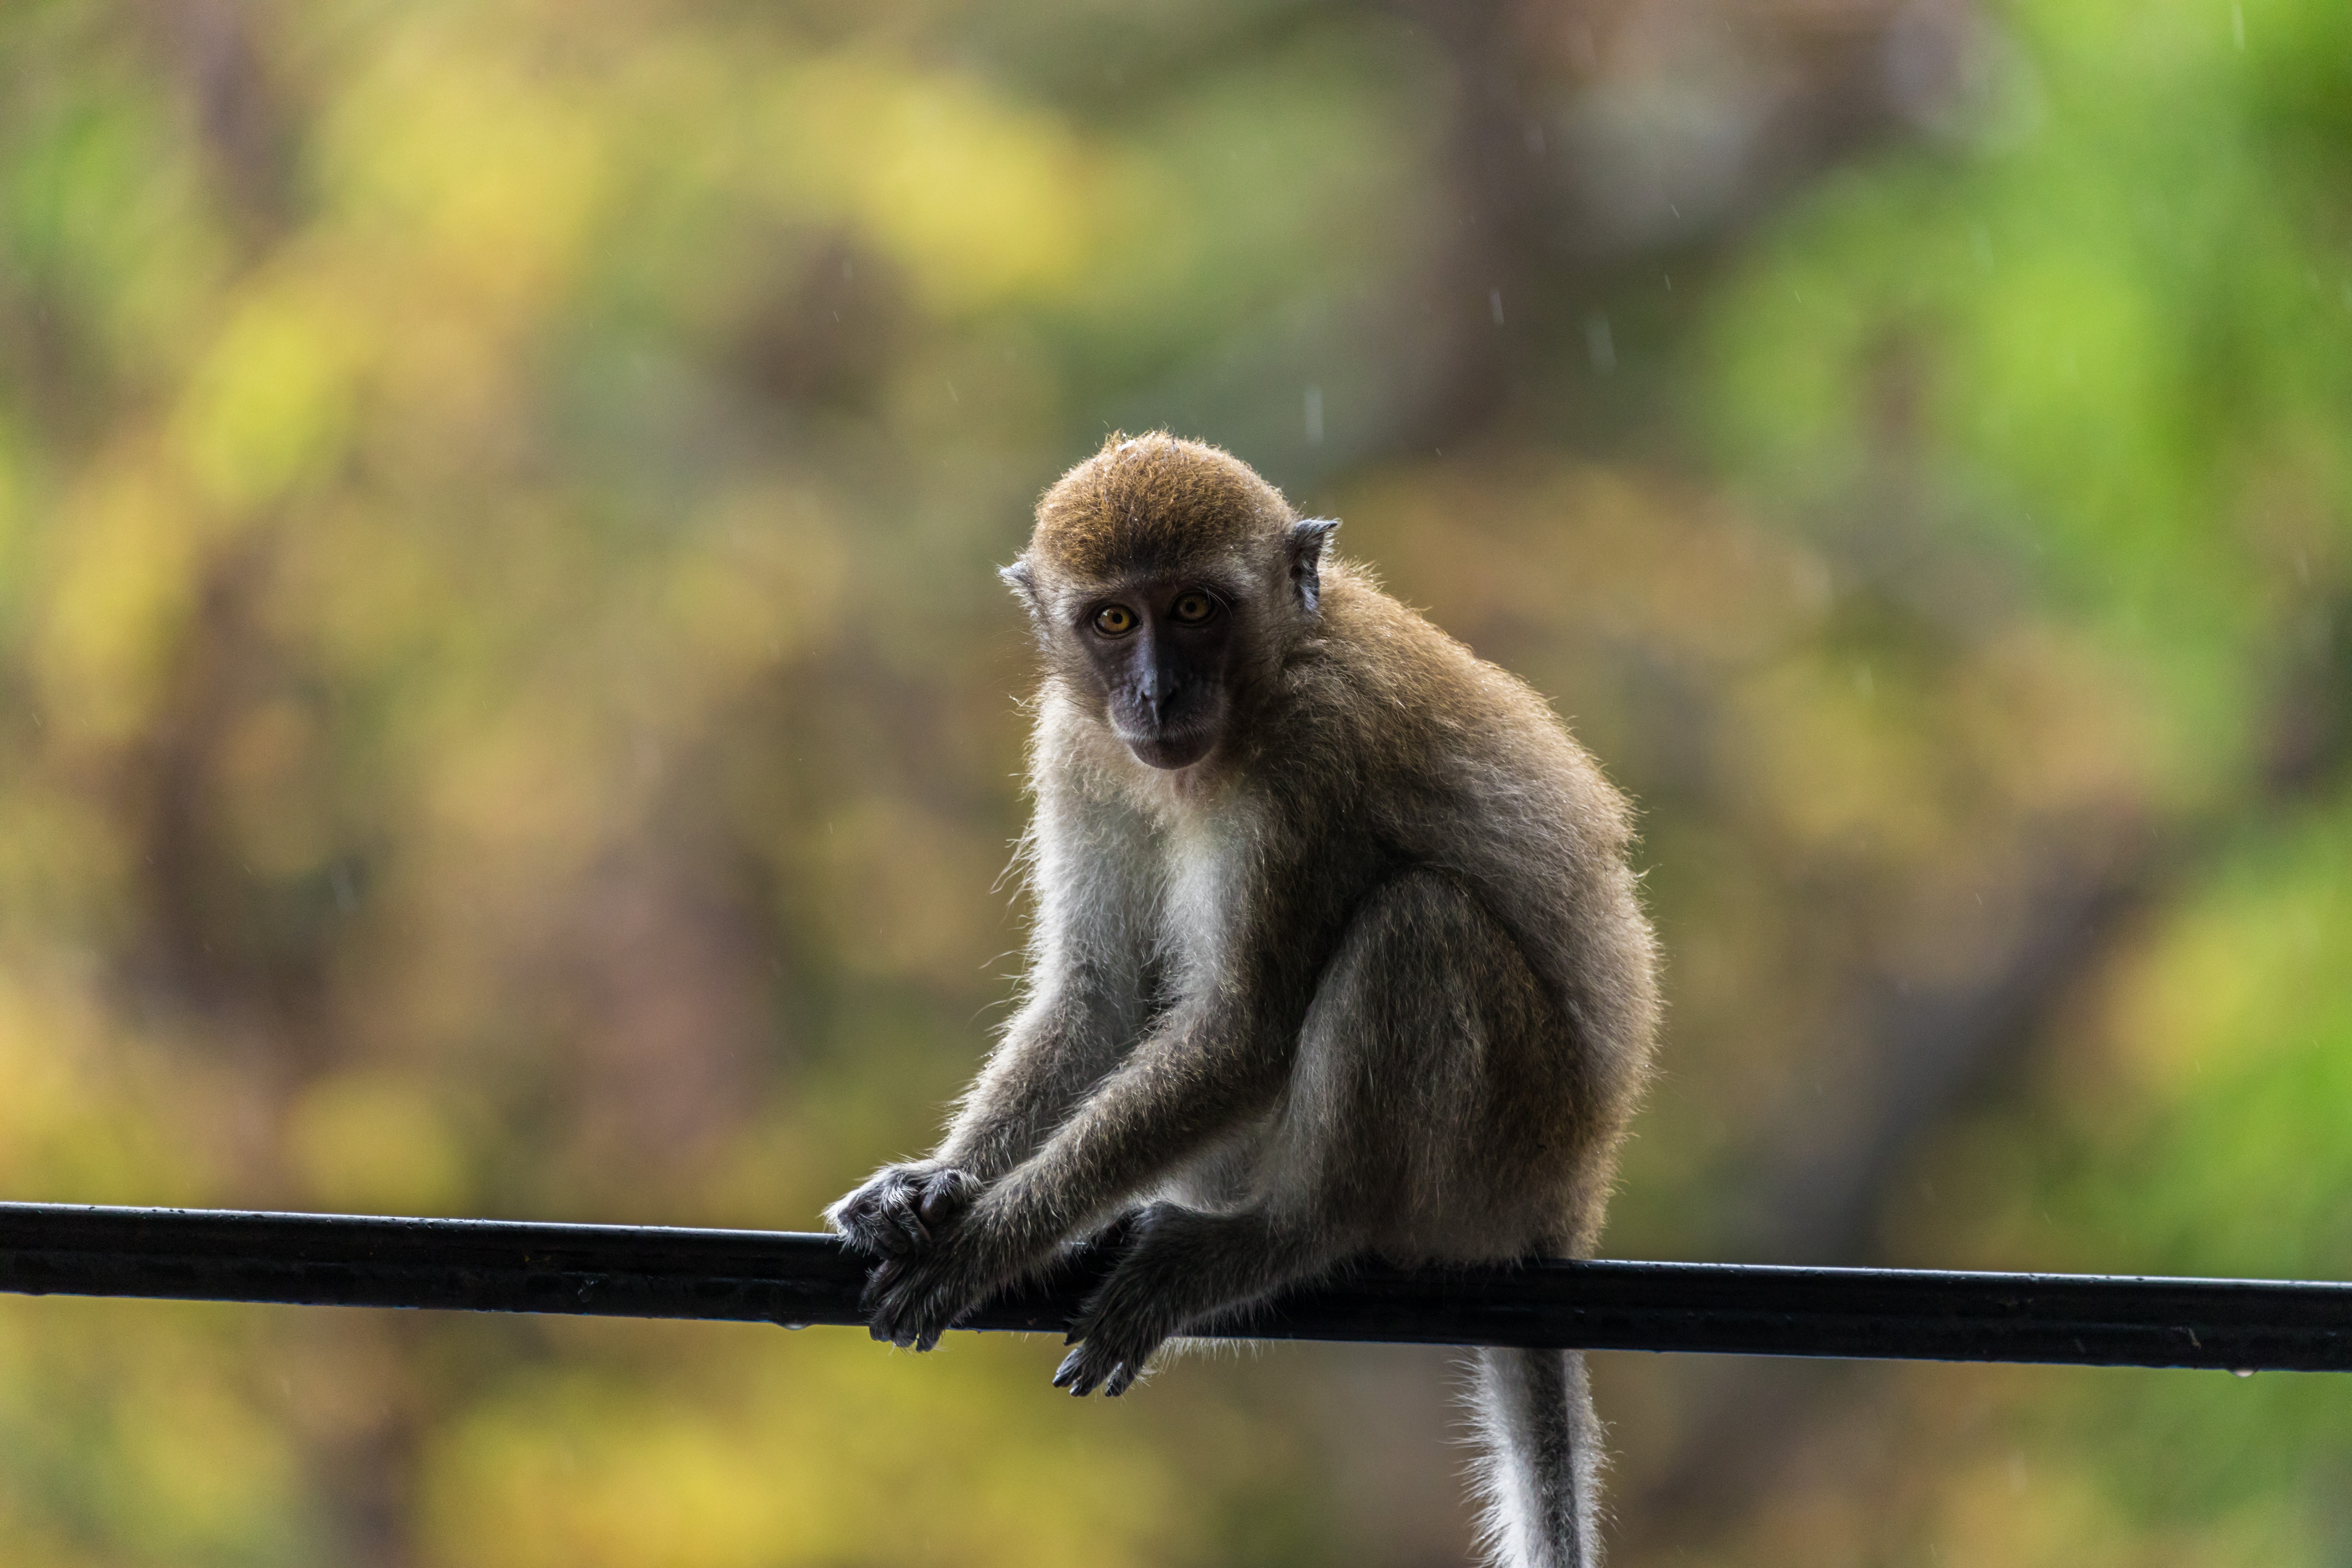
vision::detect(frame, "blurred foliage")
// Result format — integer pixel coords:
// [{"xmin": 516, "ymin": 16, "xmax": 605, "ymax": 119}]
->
[{"xmin": 0, "ymin": 0, "xmax": 2346, "ymax": 1563}]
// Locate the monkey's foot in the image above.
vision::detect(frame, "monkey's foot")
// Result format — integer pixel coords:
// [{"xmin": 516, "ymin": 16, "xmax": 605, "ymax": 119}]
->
[
  {"xmin": 825, "ymin": 1163, "xmax": 982, "ymax": 1258},
  {"xmin": 860, "ymin": 1245, "xmax": 996, "ymax": 1352},
  {"xmin": 1050, "ymin": 1336, "xmax": 1155, "ymax": 1398},
  {"xmin": 1055, "ymin": 1268, "xmax": 1175, "ymax": 1397}
]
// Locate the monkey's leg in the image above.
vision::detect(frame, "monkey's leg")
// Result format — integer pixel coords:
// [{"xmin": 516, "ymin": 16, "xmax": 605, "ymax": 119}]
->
[
  {"xmin": 1469, "ymin": 1347, "xmax": 1604, "ymax": 1568},
  {"xmin": 1053, "ymin": 1202, "xmax": 1361, "ymax": 1396},
  {"xmin": 1293, "ymin": 868, "xmax": 1609, "ymax": 1568},
  {"xmin": 1061, "ymin": 865, "xmax": 1570, "ymax": 1399}
]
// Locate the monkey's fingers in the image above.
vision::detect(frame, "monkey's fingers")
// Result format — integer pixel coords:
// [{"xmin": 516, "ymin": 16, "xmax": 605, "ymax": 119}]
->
[
  {"xmin": 863, "ymin": 1260, "xmax": 971, "ymax": 1351},
  {"xmin": 827, "ymin": 1200, "xmax": 898, "ymax": 1258},
  {"xmin": 859, "ymin": 1258, "xmax": 905, "ymax": 1319},
  {"xmin": 831, "ymin": 1164, "xmax": 966, "ymax": 1259},
  {"xmin": 916, "ymin": 1168, "xmax": 981, "ymax": 1228},
  {"xmin": 881, "ymin": 1192, "xmax": 931, "ymax": 1253}
]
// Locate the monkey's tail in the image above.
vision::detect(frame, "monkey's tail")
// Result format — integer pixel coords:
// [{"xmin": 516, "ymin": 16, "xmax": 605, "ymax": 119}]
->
[{"xmin": 1464, "ymin": 1346, "xmax": 1605, "ymax": 1568}]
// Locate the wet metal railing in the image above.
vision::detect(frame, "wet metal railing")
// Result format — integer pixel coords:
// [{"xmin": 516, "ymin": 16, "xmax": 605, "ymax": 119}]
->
[{"xmin": 2, "ymin": 1203, "xmax": 2346, "ymax": 1371}]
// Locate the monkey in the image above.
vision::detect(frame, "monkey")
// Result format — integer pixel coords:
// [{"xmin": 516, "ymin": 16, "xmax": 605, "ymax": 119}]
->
[{"xmin": 826, "ymin": 432, "xmax": 1659, "ymax": 1568}]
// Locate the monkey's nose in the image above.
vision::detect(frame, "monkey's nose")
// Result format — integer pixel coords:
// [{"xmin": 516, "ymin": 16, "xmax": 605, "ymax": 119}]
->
[{"xmin": 1133, "ymin": 666, "xmax": 1180, "ymax": 724}]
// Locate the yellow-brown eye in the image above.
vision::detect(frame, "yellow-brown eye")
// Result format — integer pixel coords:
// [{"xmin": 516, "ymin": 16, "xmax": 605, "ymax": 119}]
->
[
  {"xmin": 1171, "ymin": 591, "xmax": 1214, "ymax": 624},
  {"xmin": 1093, "ymin": 604, "xmax": 1136, "ymax": 636}
]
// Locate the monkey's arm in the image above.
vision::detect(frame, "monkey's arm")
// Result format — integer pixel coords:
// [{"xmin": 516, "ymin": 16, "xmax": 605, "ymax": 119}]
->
[
  {"xmin": 863, "ymin": 966, "xmax": 1303, "ymax": 1348},
  {"xmin": 825, "ymin": 975, "xmax": 1144, "ymax": 1256},
  {"xmin": 827, "ymin": 785, "xmax": 1157, "ymax": 1257},
  {"xmin": 939, "ymin": 976, "xmax": 1152, "ymax": 1178}
]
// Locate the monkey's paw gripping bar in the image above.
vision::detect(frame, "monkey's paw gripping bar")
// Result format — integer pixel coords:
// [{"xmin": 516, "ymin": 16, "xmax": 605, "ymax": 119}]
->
[{"xmin": 2, "ymin": 1203, "xmax": 2348, "ymax": 1371}]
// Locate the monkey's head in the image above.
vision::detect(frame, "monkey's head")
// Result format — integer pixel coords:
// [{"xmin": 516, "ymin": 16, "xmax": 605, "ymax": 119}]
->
[{"xmin": 1003, "ymin": 433, "xmax": 1338, "ymax": 772}]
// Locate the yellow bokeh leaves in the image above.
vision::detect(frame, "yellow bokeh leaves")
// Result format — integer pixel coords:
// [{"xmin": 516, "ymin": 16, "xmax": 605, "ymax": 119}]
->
[
  {"xmin": 0, "ymin": 961, "xmax": 223, "ymax": 1206},
  {"xmin": 754, "ymin": 52, "xmax": 1128, "ymax": 317},
  {"xmin": 320, "ymin": 24, "xmax": 608, "ymax": 314},
  {"xmin": 421, "ymin": 1332, "xmax": 1182, "ymax": 1568},
  {"xmin": 285, "ymin": 1072, "xmax": 470, "ymax": 1216},
  {"xmin": 2087, "ymin": 801, "xmax": 2352, "ymax": 1104},
  {"xmin": 659, "ymin": 486, "xmax": 850, "ymax": 685},
  {"xmin": 31, "ymin": 452, "xmax": 205, "ymax": 748},
  {"xmin": 318, "ymin": 14, "xmax": 1125, "ymax": 325},
  {"xmin": 177, "ymin": 276, "xmax": 373, "ymax": 512}
]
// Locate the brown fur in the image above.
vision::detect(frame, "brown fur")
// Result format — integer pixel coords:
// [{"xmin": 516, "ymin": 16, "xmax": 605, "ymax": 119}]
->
[
  {"xmin": 830, "ymin": 436, "xmax": 1660, "ymax": 1568},
  {"xmin": 1032, "ymin": 432, "xmax": 1294, "ymax": 581}
]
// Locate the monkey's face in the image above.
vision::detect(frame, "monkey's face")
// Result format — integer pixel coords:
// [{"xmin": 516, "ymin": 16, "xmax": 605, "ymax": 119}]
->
[{"xmin": 1073, "ymin": 578, "xmax": 1238, "ymax": 770}]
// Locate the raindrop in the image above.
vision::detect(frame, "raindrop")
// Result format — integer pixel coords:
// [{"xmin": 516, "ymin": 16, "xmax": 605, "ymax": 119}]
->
[
  {"xmin": 1490, "ymin": 287, "xmax": 1506, "ymax": 326},
  {"xmin": 2231, "ymin": 4, "xmax": 2244, "ymax": 49},
  {"xmin": 1584, "ymin": 313, "xmax": 1616, "ymax": 374},
  {"xmin": 1304, "ymin": 385, "xmax": 1324, "ymax": 446}
]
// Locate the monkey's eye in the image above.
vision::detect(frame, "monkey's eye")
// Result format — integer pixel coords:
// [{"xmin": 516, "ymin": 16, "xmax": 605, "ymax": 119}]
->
[
  {"xmin": 1092, "ymin": 604, "xmax": 1138, "ymax": 636},
  {"xmin": 1170, "ymin": 591, "xmax": 1217, "ymax": 624}
]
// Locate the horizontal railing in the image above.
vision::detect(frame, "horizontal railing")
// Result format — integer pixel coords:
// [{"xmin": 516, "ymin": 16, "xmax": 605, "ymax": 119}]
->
[{"xmin": 1, "ymin": 1203, "xmax": 2345, "ymax": 1371}]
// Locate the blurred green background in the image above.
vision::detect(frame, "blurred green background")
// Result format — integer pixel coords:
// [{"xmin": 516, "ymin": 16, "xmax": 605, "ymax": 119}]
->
[{"xmin": 1, "ymin": 0, "xmax": 2348, "ymax": 1562}]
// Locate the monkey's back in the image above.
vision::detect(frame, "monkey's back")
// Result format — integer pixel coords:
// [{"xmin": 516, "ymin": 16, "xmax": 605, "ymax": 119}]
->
[{"xmin": 1270, "ymin": 563, "xmax": 1660, "ymax": 1240}]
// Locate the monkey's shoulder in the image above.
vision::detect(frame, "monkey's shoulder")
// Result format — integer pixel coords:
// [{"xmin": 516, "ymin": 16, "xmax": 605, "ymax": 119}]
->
[{"xmin": 1285, "ymin": 573, "xmax": 1600, "ymax": 774}]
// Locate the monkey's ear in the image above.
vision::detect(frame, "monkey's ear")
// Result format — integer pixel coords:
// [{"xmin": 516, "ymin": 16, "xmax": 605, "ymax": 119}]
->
[
  {"xmin": 1286, "ymin": 519, "xmax": 1340, "ymax": 617},
  {"xmin": 1000, "ymin": 556, "xmax": 1042, "ymax": 615}
]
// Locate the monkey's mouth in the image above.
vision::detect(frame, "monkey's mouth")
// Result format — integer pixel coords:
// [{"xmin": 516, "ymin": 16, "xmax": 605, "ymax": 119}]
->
[{"xmin": 1116, "ymin": 719, "xmax": 1219, "ymax": 771}]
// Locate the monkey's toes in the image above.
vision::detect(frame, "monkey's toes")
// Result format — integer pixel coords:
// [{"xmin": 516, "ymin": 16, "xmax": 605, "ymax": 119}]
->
[
  {"xmin": 1052, "ymin": 1331, "xmax": 1155, "ymax": 1396},
  {"xmin": 1052, "ymin": 1344, "xmax": 1124, "ymax": 1396}
]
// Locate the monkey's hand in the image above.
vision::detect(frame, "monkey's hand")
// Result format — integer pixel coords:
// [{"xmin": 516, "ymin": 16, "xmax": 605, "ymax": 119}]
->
[
  {"xmin": 859, "ymin": 1194, "xmax": 1032, "ymax": 1351},
  {"xmin": 824, "ymin": 1162, "xmax": 982, "ymax": 1259},
  {"xmin": 1053, "ymin": 1205, "xmax": 1185, "ymax": 1397}
]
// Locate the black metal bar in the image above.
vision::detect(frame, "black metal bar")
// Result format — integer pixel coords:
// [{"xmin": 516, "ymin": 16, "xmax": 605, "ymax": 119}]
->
[{"xmin": 2, "ymin": 1203, "xmax": 2347, "ymax": 1371}]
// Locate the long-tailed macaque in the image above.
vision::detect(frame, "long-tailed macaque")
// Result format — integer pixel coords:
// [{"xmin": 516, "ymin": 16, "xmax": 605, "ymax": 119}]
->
[{"xmin": 828, "ymin": 433, "xmax": 1659, "ymax": 1568}]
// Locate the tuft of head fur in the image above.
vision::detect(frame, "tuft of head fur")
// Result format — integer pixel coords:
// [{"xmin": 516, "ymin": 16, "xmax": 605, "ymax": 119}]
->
[{"xmin": 1028, "ymin": 432, "xmax": 1295, "ymax": 583}]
